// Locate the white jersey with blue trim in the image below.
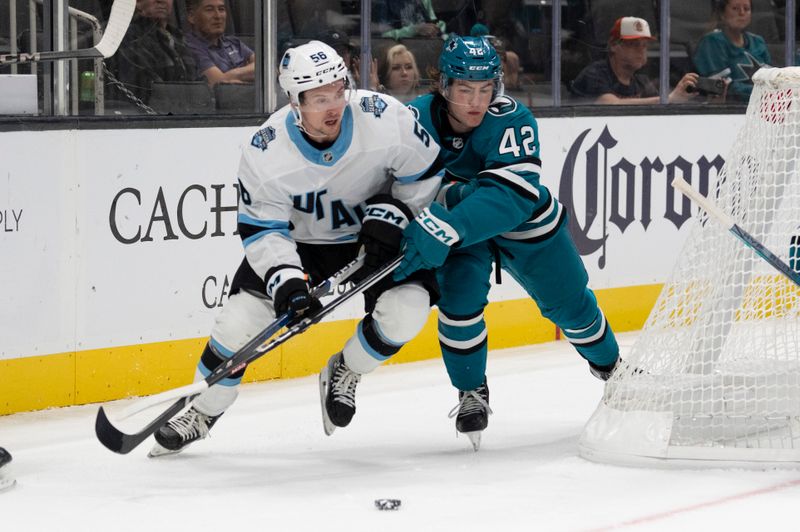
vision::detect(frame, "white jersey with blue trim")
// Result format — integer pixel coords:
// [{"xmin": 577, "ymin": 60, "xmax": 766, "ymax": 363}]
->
[{"xmin": 236, "ymin": 89, "xmax": 441, "ymax": 293}]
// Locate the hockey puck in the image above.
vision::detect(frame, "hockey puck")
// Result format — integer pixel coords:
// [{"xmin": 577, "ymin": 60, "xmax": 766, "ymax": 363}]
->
[{"xmin": 374, "ymin": 498, "xmax": 401, "ymax": 511}]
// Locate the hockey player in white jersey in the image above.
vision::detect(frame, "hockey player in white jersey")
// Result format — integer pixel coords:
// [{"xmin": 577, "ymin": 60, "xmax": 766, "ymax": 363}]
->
[{"xmin": 150, "ymin": 41, "xmax": 442, "ymax": 456}]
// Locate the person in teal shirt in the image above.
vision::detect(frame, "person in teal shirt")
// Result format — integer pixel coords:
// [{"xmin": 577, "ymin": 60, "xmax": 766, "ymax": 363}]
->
[
  {"xmin": 397, "ymin": 36, "xmax": 620, "ymax": 449},
  {"xmin": 373, "ymin": 0, "xmax": 446, "ymax": 40},
  {"xmin": 693, "ymin": 0, "xmax": 771, "ymax": 102}
]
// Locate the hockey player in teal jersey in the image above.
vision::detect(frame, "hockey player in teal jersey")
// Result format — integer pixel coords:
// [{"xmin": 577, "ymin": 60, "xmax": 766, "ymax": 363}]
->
[{"xmin": 397, "ymin": 35, "xmax": 620, "ymax": 449}]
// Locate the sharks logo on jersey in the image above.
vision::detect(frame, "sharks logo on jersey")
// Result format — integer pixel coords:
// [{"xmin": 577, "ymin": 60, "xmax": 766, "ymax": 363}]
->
[
  {"xmin": 734, "ymin": 51, "xmax": 765, "ymax": 83},
  {"xmin": 488, "ymin": 96, "xmax": 517, "ymax": 117},
  {"xmin": 251, "ymin": 126, "xmax": 276, "ymax": 151},
  {"xmin": 360, "ymin": 94, "xmax": 388, "ymax": 118}
]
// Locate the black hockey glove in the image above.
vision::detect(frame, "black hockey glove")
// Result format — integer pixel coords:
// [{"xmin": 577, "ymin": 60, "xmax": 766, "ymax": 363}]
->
[
  {"xmin": 268, "ymin": 267, "xmax": 320, "ymax": 320},
  {"xmin": 352, "ymin": 194, "xmax": 413, "ymax": 282},
  {"xmin": 274, "ymin": 277, "xmax": 313, "ymax": 315}
]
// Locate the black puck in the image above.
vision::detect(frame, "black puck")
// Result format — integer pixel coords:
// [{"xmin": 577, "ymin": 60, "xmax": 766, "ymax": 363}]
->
[{"xmin": 374, "ymin": 498, "xmax": 401, "ymax": 511}]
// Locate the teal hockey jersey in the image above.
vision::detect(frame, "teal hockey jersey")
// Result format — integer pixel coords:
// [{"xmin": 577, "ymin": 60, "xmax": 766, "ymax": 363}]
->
[
  {"xmin": 693, "ymin": 30, "xmax": 771, "ymax": 102},
  {"xmin": 407, "ymin": 92, "xmax": 560, "ymax": 248}
]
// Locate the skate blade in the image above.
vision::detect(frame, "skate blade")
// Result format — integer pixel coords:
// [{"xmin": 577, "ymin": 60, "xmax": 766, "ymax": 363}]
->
[
  {"xmin": 464, "ymin": 431, "xmax": 482, "ymax": 452},
  {"xmin": 0, "ymin": 477, "xmax": 16, "ymax": 492},
  {"xmin": 148, "ymin": 442, "xmax": 185, "ymax": 458},
  {"xmin": 319, "ymin": 370, "xmax": 336, "ymax": 436}
]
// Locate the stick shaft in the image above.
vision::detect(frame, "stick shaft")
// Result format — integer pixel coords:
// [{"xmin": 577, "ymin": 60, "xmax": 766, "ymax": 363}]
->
[{"xmin": 672, "ymin": 176, "xmax": 800, "ymax": 288}]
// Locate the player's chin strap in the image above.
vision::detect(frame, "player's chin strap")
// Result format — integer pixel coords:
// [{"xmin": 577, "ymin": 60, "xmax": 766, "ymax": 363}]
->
[
  {"xmin": 441, "ymin": 89, "xmax": 470, "ymax": 129},
  {"xmin": 289, "ymin": 104, "xmax": 327, "ymax": 139},
  {"xmin": 290, "ymin": 88, "xmax": 355, "ymax": 140}
]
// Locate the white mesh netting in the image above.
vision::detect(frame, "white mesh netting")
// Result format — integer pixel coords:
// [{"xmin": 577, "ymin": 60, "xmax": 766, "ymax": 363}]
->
[{"xmin": 579, "ymin": 67, "xmax": 800, "ymax": 467}]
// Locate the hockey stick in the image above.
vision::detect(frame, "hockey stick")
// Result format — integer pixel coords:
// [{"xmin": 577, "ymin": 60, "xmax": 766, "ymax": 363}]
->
[
  {"xmin": 114, "ymin": 254, "xmax": 366, "ymax": 422},
  {"xmin": 672, "ymin": 176, "xmax": 800, "ymax": 288},
  {"xmin": 0, "ymin": 0, "xmax": 135, "ymax": 65},
  {"xmin": 95, "ymin": 254, "xmax": 402, "ymax": 454}
]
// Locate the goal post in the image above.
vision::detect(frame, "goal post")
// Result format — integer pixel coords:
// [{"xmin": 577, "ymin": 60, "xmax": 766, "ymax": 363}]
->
[{"xmin": 579, "ymin": 67, "xmax": 800, "ymax": 468}]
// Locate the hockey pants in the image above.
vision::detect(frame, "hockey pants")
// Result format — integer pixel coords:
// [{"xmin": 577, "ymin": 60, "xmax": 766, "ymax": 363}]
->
[
  {"xmin": 437, "ymin": 219, "xmax": 619, "ymax": 392},
  {"xmin": 190, "ymin": 281, "xmax": 430, "ymax": 417}
]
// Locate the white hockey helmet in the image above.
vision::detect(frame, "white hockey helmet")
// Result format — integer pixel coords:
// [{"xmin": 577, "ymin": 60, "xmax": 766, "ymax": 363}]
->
[{"xmin": 278, "ymin": 40, "xmax": 349, "ymax": 105}]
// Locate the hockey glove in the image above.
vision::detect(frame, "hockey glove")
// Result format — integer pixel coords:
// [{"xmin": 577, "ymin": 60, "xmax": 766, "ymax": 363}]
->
[
  {"xmin": 393, "ymin": 202, "xmax": 464, "ymax": 281},
  {"xmin": 437, "ymin": 179, "xmax": 478, "ymax": 209},
  {"xmin": 268, "ymin": 267, "xmax": 318, "ymax": 319},
  {"xmin": 351, "ymin": 195, "xmax": 413, "ymax": 282}
]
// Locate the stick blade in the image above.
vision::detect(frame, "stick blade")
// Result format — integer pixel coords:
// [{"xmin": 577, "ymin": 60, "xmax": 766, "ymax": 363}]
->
[
  {"xmin": 95, "ymin": 405, "xmax": 156, "ymax": 455},
  {"xmin": 95, "ymin": 406, "xmax": 136, "ymax": 454},
  {"xmin": 95, "ymin": 397, "xmax": 192, "ymax": 455},
  {"xmin": 95, "ymin": 0, "xmax": 136, "ymax": 57}
]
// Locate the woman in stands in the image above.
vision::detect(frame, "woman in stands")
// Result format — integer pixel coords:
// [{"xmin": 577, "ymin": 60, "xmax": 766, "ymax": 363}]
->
[
  {"xmin": 378, "ymin": 44, "xmax": 423, "ymax": 103},
  {"xmin": 693, "ymin": 0, "xmax": 771, "ymax": 102}
]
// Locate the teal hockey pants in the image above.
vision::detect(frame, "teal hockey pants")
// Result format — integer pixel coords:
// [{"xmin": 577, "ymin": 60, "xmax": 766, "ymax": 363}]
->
[{"xmin": 436, "ymin": 218, "xmax": 619, "ymax": 391}]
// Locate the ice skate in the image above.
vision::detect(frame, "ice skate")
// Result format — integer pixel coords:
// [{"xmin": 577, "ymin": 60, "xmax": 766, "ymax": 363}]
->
[
  {"xmin": 149, "ymin": 406, "xmax": 220, "ymax": 457},
  {"xmin": 448, "ymin": 378, "xmax": 492, "ymax": 451},
  {"xmin": 0, "ymin": 447, "xmax": 14, "ymax": 491},
  {"xmin": 319, "ymin": 352, "xmax": 361, "ymax": 436},
  {"xmin": 588, "ymin": 358, "xmax": 641, "ymax": 381}
]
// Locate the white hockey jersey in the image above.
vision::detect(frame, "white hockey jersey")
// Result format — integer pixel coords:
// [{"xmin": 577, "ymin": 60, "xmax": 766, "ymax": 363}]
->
[{"xmin": 237, "ymin": 89, "xmax": 442, "ymax": 297}]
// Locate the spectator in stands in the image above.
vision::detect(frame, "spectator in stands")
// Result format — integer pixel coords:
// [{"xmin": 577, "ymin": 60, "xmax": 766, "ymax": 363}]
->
[
  {"xmin": 373, "ymin": 0, "xmax": 446, "ymax": 41},
  {"xmin": 694, "ymin": 0, "xmax": 770, "ymax": 102},
  {"xmin": 377, "ymin": 43, "xmax": 422, "ymax": 102},
  {"xmin": 185, "ymin": 0, "xmax": 255, "ymax": 87},
  {"xmin": 470, "ymin": 23, "xmax": 522, "ymax": 91},
  {"xmin": 114, "ymin": 0, "xmax": 198, "ymax": 103},
  {"xmin": 570, "ymin": 16, "xmax": 698, "ymax": 105},
  {"xmin": 317, "ymin": 29, "xmax": 379, "ymax": 91}
]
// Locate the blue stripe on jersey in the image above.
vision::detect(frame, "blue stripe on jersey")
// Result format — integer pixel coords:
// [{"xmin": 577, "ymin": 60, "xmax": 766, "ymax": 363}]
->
[
  {"xmin": 396, "ymin": 166, "xmax": 444, "ymax": 184},
  {"xmin": 237, "ymin": 214, "xmax": 290, "ymax": 230},
  {"xmin": 285, "ymin": 106, "xmax": 354, "ymax": 166},
  {"xmin": 242, "ymin": 229, "xmax": 289, "ymax": 247},
  {"xmin": 238, "ymin": 214, "xmax": 290, "ymax": 246}
]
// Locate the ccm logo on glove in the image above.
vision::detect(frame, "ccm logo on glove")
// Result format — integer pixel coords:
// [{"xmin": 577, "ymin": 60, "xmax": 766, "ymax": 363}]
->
[
  {"xmin": 415, "ymin": 208, "xmax": 461, "ymax": 245},
  {"xmin": 363, "ymin": 204, "xmax": 410, "ymax": 229}
]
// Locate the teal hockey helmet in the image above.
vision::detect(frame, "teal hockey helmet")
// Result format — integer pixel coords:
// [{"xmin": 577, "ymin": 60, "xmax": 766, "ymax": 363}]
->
[{"xmin": 439, "ymin": 35, "xmax": 503, "ymax": 95}]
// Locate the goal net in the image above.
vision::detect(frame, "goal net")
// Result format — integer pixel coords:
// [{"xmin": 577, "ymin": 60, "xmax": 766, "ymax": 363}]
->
[{"xmin": 579, "ymin": 67, "xmax": 800, "ymax": 467}]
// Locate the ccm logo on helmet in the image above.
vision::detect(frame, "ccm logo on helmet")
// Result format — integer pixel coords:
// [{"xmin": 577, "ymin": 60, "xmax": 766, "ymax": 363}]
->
[
  {"xmin": 468, "ymin": 65, "xmax": 491, "ymax": 71},
  {"xmin": 315, "ymin": 65, "xmax": 338, "ymax": 76}
]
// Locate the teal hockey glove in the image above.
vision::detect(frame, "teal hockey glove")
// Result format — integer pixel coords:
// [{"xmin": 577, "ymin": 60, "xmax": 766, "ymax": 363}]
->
[{"xmin": 394, "ymin": 203, "xmax": 464, "ymax": 281}]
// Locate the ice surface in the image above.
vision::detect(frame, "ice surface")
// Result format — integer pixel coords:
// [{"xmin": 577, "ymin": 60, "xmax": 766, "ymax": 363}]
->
[{"xmin": 1, "ymin": 332, "xmax": 798, "ymax": 531}]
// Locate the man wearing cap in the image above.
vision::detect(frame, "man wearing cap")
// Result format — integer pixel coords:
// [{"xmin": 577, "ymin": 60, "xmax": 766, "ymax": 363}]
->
[{"xmin": 571, "ymin": 16, "xmax": 697, "ymax": 104}]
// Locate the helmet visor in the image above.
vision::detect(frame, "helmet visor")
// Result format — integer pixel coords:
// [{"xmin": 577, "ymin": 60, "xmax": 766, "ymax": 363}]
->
[{"xmin": 299, "ymin": 79, "xmax": 352, "ymax": 113}]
